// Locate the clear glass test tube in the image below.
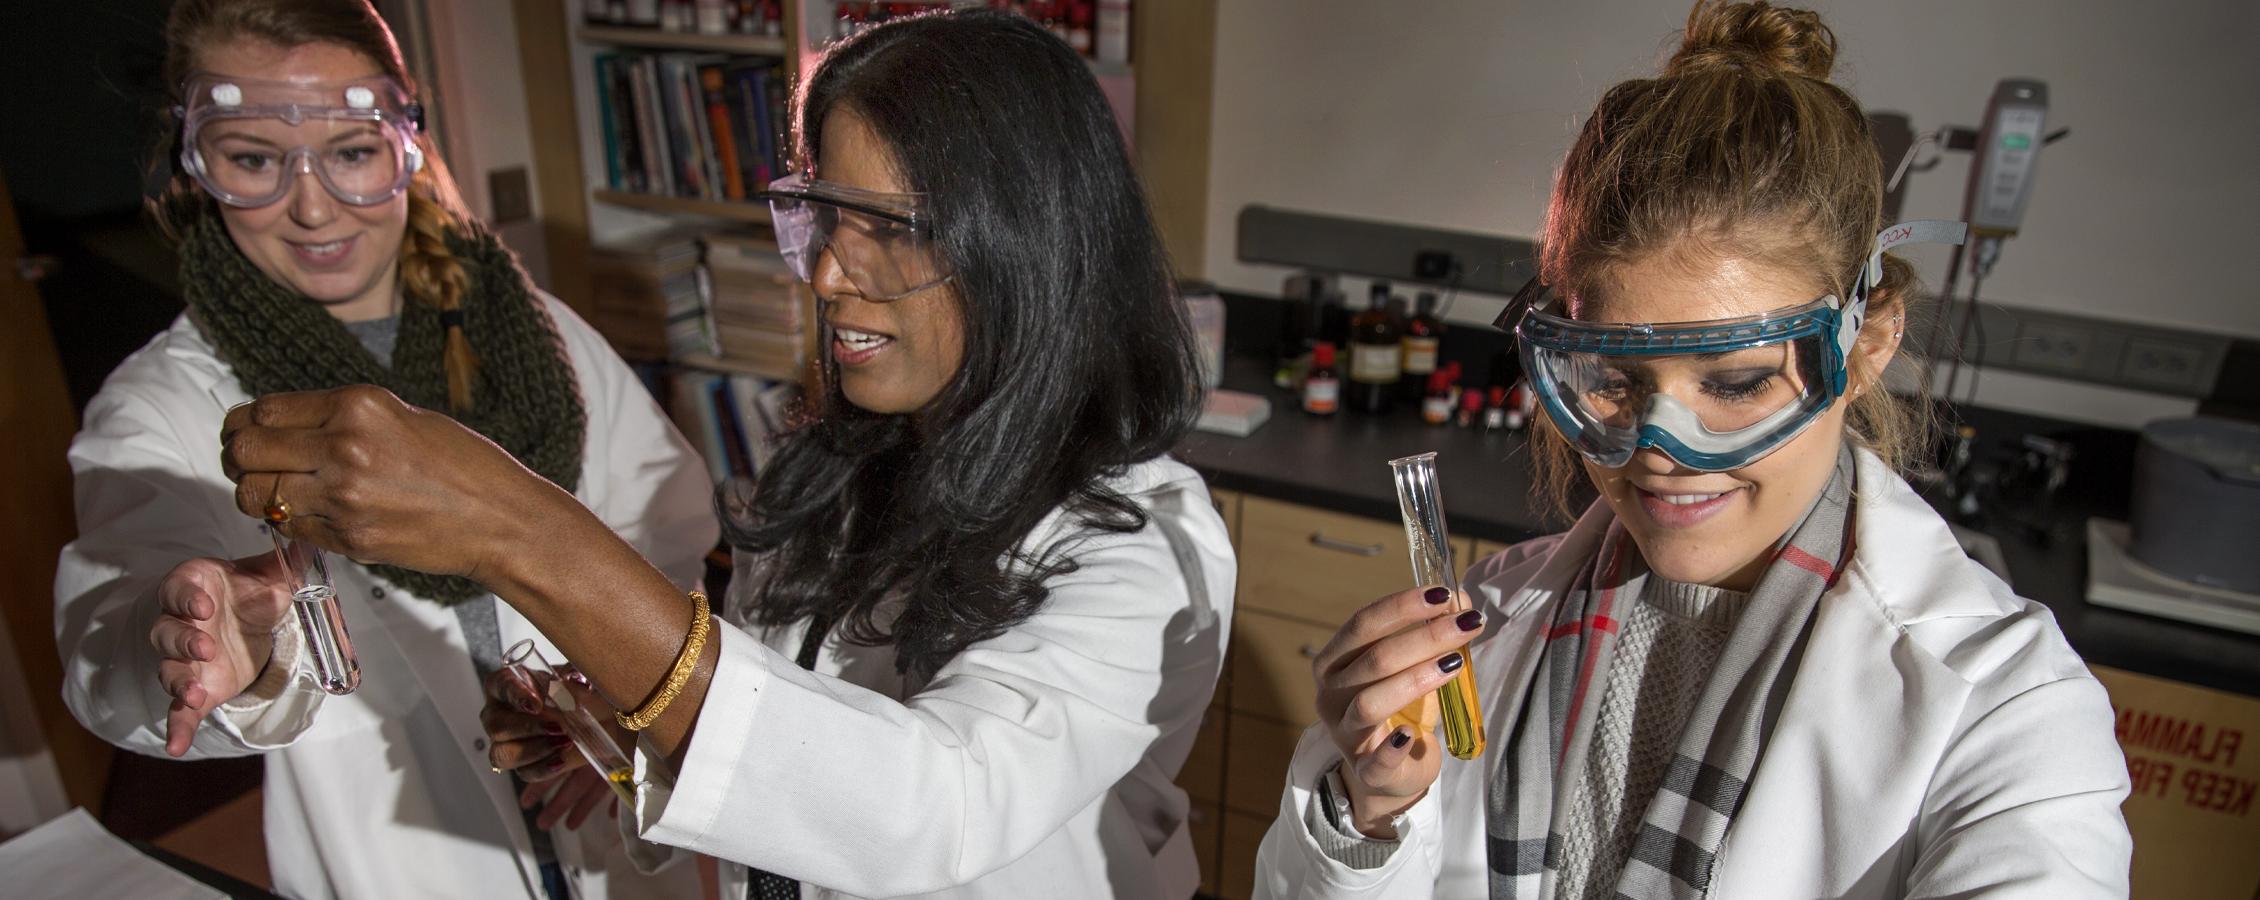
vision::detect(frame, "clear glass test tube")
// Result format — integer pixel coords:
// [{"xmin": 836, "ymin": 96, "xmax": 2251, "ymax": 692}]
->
[
  {"xmin": 1387, "ymin": 452, "xmax": 1487, "ymax": 760},
  {"xmin": 500, "ymin": 640, "xmax": 637, "ymax": 804},
  {"xmin": 268, "ymin": 530, "xmax": 361, "ymax": 695}
]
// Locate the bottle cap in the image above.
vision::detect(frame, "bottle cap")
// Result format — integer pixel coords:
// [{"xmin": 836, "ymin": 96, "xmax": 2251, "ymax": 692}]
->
[
  {"xmin": 1461, "ymin": 390, "xmax": 1484, "ymax": 411},
  {"xmin": 1312, "ymin": 342, "xmax": 1337, "ymax": 366}
]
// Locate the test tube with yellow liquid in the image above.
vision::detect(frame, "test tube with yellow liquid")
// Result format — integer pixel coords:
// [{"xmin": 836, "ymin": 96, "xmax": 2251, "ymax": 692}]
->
[
  {"xmin": 1387, "ymin": 452, "xmax": 1486, "ymax": 760},
  {"xmin": 501, "ymin": 640, "xmax": 639, "ymax": 803}
]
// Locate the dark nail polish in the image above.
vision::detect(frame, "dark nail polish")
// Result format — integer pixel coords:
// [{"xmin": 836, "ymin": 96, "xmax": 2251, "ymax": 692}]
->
[
  {"xmin": 1438, "ymin": 653, "xmax": 1465, "ymax": 674},
  {"xmin": 1456, "ymin": 610, "xmax": 1483, "ymax": 632},
  {"xmin": 1389, "ymin": 729, "xmax": 1412, "ymax": 749},
  {"xmin": 544, "ymin": 722, "xmax": 566, "ymax": 736},
  {"xmin": 1424, "ymin": 586, "xmax": 1450, "ymax": 604}
]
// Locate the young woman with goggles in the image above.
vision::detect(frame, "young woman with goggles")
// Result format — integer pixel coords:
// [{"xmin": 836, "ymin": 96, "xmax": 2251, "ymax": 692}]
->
[
  {"xmin": 214, "ymin": 9, "xmax": 1230, "ymax": 898},
  {"xmin": 1255, "ymin": 3, "xmax": 2132, "ymax": 898},
  {"xmin": 55, "ymin": 2, "xmax": 716, "ymax": 898}
]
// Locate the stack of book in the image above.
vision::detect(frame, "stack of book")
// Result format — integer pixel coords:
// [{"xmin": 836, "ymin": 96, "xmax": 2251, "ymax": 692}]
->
[
  {"xmin": 693, "ymin": 231, "xmax": 807, "ymax": 380},
  {"xmin": 593, "ymin": 52, "xmax": 790, "ymax": 202},
  {"xmin": 585, "ymin": 228, "xmax": 705, "ymax": 360}
]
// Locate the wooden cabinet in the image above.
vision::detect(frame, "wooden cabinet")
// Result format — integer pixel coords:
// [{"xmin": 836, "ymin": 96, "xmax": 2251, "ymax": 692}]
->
[
  {"xmin": 1216, "ymin": 810, "xmax": 1274, "ymax": 900},
  {"xmin": 1237, "ymin": 494, "xmax": 1474, "ymax": 627}
]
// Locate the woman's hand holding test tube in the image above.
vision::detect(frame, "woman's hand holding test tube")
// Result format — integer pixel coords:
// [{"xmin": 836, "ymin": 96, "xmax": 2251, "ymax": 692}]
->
[
  {"xmin": 482, "ymin": 661, "xmax": 628, "ymax": 831},
  {"xmin": 1308, "ymin": 585, "xmax": 1482, "ymax": 837}
]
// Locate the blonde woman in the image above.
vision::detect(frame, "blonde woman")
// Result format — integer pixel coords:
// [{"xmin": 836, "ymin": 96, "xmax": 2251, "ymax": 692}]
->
[
  {"xmin": 54, "ymin": 2, "xmax": 713, "ymax": 898},
  {"xmin": 1255, "ymin": 3, "xmax": 2131, "ymax": 897}
]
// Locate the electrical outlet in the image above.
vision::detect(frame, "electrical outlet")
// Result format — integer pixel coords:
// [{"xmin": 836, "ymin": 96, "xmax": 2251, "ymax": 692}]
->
[
  {"xmin": 488, "ymin": 166, "xmax": 533, "ymax": 224},
  {"xmin": 2120, "ymin": 337, "xmax": 2211, "ymax": 392},
  {"xmin": 2011, "ymin": 320, "xmax": 2093, "ymax": 375}
]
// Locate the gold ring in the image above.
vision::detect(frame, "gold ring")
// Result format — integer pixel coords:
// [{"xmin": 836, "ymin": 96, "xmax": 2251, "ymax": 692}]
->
[{"xmin": 263, "ymin": 474, "xmax": 290, "ymax": 524}]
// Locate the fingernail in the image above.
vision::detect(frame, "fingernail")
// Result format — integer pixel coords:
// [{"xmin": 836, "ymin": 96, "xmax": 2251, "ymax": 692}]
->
[
  {"xmin": 516, "ymin": 698, "xmax": 539, "ymax": 715},
  {"xmin": 1438, "ymin": 653, "xmax": 1465, "ymax": 674},
  {"xmin": 544, "ymin": 722, "xmax": 566, "ymax": 736},
  {"xmin": 1389, "ymin": 729, "xmax": 1412, "ymax": 749},
  {"xmin": 1424, "ymin": 586, "xmax": 1450, "ymax": 604},
  {"xmin": 1456, "ymin": 610, "xmax": 1483, "ymax": 632}
]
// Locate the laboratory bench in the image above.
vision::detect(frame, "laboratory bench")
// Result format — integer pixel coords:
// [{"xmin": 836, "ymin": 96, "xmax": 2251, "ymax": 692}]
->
[{"xmin": 1170, "ymin": 352, "xmax": 2260, "ymax": 900}]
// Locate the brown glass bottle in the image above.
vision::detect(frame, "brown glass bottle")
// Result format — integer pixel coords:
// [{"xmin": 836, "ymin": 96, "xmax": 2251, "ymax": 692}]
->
[{"xmin": 1347, "ymin": 282, "xmax": 1402, "ymax": 414}]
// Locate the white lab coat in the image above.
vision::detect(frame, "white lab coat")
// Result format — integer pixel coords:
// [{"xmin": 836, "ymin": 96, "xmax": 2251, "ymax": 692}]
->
[
  {"xmin": 622, "ymin": 456, "xmax": 1236, "ymax": 899},
  {"xmin": 1254, "ymin": 449, "xmax": 2133, "ymax": 899},
  {"xmin": 56, "ymin": 297, "xmax": 720, "ymax": 900}
]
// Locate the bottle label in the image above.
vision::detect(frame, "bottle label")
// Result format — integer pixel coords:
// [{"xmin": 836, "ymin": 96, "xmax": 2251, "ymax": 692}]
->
[
  {"xmin": 1422, "ymin": 396, "xmax": 1452, "ymax": 425},
  {"xmin": 1303, "ymin": 378, "xmax": 1341, "ymax": 413},
  {"xmin": 1349, "ymin": 343, "xmax": 1401, "ymax": 383},
  {"xmin": 1401, "ymin": 337, "xmax": 1440, "ymax": 375}
]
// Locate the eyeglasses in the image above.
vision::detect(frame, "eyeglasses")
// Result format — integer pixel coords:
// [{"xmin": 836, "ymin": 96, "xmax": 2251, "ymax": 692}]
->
[{"xmin": 757, "ymin": 173, "xmax": 951, "ymax": 301}]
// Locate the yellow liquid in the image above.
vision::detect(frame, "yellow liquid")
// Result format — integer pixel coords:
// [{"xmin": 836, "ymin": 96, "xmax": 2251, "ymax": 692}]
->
[
  {"xmin": 1387, "ymin": 646, "xmax": 1486, "ymax": 760},
  {"xmin": 602, "ymin": 766, "xmax": 636, "ymax": 804}
]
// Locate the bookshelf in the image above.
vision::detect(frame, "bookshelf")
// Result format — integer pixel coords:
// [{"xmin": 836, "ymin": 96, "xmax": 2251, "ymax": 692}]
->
[
  {"xmin": 578, "ymin": 25, "xmax": 790, "ymax": 56},
  {"xmin": 590, "ymin": 188, "xmax": 775, "ymax": 225}
]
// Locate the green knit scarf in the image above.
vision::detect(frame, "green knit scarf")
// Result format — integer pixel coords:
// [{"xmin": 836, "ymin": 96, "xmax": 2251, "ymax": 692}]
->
[{"xmin": 180, "ymin": 211, "xmax": 587, "ymax": 605}]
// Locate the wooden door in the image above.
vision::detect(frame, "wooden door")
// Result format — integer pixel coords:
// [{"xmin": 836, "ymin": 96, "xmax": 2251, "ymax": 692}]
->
[{"xmin": 0, "ymin": 169, "xmax": 110, "ymax": 816}]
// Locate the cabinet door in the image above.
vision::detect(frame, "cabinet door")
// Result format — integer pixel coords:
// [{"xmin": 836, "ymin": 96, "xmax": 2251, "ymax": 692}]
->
[
  {"xmin": 1216, "ymin": 809, "xmax": 1276, "ymax": 900},
  {"xmin": 1229, "ymin": 609, "xmax": 1335, "ymax": 727},
  {"xmin": 1208, "ymin": 486, "xmax": 1243, "ymax": 548},
  {"xmin": 1223, "ymin": 713, "xmax": 1305, "ymax": 818},
  {"xmin": 1238, "ymin": 496, "xmax": 1417, "ymax": 626},
  {"xmin": 1179, "ymin": 708, "xmax": 1225, "ymax": 807}
]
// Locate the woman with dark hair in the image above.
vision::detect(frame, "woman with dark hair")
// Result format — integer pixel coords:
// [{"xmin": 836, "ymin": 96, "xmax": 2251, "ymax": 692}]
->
[
  {"xmin": 55, "ymin": 1, "xmax": 715, "ymax": 898},
  {"xmin": 217, "ymin": 9, "xmax": 1233, "ymax": 898}
]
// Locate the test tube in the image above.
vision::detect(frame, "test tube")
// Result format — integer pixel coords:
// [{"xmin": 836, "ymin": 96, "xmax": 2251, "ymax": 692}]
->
[
  {"xmin": 1387, "ymin": 452, "xmax": 1486, "ymax": 760},
  {"xmin": 268, "ymin": 530, "xmax": 360, "ymax": 695},
  {"xmin": 500, "ymin": 640, "xmax": 637, "ymax": 804}
]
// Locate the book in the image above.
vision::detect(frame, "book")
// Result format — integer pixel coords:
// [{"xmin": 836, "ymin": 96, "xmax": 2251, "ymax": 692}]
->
[
  {"xmin": 699, "ymin": 62, "xmax": 747, "ymax": 200},
  {"xmin": 593, "ymin": 53, "xmax": 623, "ymax": 190}
]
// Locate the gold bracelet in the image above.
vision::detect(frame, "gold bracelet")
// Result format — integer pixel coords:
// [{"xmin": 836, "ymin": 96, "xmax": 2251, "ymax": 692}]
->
[{"xmin": 617, "ymin": 590, "xmax": 711, "ymax": 731}]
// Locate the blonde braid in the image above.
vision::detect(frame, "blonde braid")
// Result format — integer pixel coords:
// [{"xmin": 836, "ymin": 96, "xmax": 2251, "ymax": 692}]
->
[{"xmin": 399, "ymin": 167, "xmax": 479, "ymax": 413}]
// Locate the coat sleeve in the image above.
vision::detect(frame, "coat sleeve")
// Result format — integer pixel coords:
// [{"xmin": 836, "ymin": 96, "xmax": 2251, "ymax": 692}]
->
[
  {"xmin": 1904, "ymin": 666, "xmax": 2133, "ymax": 898},
  {"xmin": 628, "ymin": 505, "xmax": 1232, "ymax": 896},
  {"xmin": 55, "ymin": 382, "xmax": 332, "ymax": 760},
  {"xmin": 550, "ymin": 297, "xmax": 718, "ymax": 592},
  {"xmin": 1252, "ymin": 725, "xmax": 1448, "ymax": 899}
]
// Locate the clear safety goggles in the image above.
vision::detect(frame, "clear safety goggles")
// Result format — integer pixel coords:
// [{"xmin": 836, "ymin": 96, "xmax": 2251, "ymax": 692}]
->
[
  {"xmin": 178, "ymin": 74, "xmax": 426, "ymax": 208},
  {"xmin": 1502, "ymin": 219, "xmax": 1968, "ymax": 472},
  {"xmin": 757, "ymin": 173, "xmax": 950, "ymax": 301}
]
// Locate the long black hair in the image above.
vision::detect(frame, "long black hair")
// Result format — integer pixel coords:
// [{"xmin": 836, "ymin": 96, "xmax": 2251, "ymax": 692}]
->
[{"xmin": 722, "ymin": 9, "xmax": 1203, "ymax": 680}]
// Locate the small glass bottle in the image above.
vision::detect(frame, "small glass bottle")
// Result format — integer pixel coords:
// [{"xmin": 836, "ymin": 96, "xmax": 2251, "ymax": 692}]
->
[{"xmin": 1303, "ymin": 341, "xmax": 1342, "ymax": 416}]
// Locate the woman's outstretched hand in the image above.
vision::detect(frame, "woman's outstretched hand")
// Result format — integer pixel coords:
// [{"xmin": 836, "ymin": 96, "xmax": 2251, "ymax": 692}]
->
[
  {"xmin": 219, "ymin": 385, "xmax": 581, "ymax": 589},
  {"xmin": 153, "ymin": 551, "xmax": 295, "ymax": 756},
  {"xmin": 1310, "ymin": 585, "xmax": 1481, "ymax": 838}
]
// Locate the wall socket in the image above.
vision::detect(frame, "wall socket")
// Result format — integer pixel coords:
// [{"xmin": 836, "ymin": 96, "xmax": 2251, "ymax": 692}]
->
[
  {"xmin": 1915, "ymin": 298, "xmax": 2231, "ymax": 399},
  {"xmin": 488, "ymin": 166, "xmax": 533, "ymax": 224}
]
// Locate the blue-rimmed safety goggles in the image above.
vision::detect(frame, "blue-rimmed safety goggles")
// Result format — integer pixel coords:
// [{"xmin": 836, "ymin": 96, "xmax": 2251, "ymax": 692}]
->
[{"xmin": 1500, "ymin": 220, "xmax": 1968, "ymax": 472}]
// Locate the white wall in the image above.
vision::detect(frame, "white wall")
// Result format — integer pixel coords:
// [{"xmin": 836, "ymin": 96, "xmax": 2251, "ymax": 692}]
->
[
  {"xmin": 422, "ymin": 0, "xmax": 552, "ymax": 283},
  {"xmin": 1202, "ymin": 0, "xmax": 2260, "ymax": 427}
]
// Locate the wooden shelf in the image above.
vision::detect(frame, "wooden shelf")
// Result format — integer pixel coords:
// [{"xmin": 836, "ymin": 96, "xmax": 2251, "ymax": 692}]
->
[
  {"xmin": 592, "ymin": 190, "xmax": 773, "ymax": 224},
  {"xmin": 577, "ymin": 25, "xmax": 790, "ymax": 56}
]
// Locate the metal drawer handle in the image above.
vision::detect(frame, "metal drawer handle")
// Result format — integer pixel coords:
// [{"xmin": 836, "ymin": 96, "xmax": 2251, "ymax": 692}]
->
[{"xmin": 1309, "ymin": 532, "xmax": 1384, "ymax": 556}]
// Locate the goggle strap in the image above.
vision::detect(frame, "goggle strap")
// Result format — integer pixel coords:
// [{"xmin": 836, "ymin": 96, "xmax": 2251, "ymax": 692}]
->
[{"xmin": 1837, "ymin": 219, "xmax": 1971, "ymax": 369}]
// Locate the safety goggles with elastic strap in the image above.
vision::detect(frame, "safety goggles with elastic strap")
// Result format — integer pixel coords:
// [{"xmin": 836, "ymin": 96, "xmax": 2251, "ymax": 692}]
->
[{"xmin": 1499, "ymin": 220, "xmax": 1969, "ymax": 472}]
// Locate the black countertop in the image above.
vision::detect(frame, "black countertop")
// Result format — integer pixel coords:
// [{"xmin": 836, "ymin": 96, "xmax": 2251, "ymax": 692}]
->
[{"xmin": 1178, "ymin": 356, "xmax": 2260, "ymax": 699}]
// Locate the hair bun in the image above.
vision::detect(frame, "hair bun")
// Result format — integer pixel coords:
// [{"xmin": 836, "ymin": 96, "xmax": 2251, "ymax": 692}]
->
[{"xmin": 1668, "ymin": 1, "xmax": 1837, "ymax": 81}]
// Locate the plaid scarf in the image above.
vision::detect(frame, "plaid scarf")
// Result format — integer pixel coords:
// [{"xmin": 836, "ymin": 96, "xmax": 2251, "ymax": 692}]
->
[{"xmin": 1486, "ymin": 447, "xmax": 1856, "ymax": 899}]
